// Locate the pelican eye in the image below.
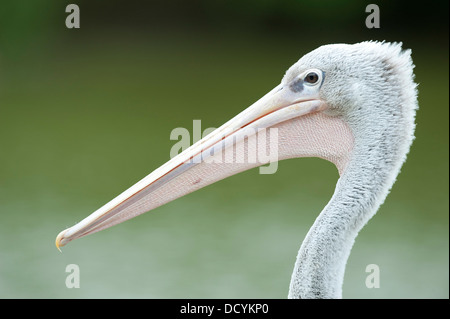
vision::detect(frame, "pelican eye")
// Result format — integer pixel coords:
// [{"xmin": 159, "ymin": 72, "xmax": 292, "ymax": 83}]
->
[{"xmin": 305, "ymin": 72, "xmax": 319, "ymax": 84}]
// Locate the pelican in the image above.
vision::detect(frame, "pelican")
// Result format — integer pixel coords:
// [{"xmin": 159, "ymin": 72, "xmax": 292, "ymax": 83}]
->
[{"xmin": 56, "ymin": 41, "xmax": 418, "ymax": 298}]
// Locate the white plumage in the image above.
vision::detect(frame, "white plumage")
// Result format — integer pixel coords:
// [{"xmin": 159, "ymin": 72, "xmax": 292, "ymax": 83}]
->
[{"xmin": 287, "ymin": 41, "xmax": 418, "ymax": 298}]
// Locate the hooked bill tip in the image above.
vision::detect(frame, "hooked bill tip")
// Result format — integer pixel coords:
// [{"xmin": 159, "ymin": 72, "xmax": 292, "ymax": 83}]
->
[{"xmin": 55, "ymin": 230, "xmax": 67, "ymax": 252}]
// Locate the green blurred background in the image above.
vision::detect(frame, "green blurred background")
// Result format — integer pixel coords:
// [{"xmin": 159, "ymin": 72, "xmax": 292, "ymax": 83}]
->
[{"xmin": 0, "ymin": 0, "xmax": 448, "ymax": 298}]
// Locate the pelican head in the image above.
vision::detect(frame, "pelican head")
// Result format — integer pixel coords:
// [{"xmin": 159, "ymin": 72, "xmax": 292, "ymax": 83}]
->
[{"xmin": 56, "ymin": 41, "xmax": 417, "ymax": 298}]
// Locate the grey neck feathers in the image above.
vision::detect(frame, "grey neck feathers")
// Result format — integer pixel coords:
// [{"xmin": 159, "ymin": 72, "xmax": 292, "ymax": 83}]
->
[{"xmin": 288, "ymin": 120, "xmax": 414, "ymax": 299}]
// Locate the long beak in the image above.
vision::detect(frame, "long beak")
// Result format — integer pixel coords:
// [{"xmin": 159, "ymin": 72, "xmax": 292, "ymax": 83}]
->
[{"xmin": 56, "ymin": 83, "xmax": 326, "ymax": 249}]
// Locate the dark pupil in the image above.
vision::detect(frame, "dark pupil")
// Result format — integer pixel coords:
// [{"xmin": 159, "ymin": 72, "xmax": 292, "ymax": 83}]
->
[{"xmin": 306, "ymin": 73, "xmax": 318, "ymax": 83}]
